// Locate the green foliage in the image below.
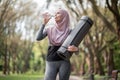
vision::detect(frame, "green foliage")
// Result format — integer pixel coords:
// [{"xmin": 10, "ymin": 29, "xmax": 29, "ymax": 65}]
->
[
  {"xmin": 112, "ymin": 41, "xmax": 120, "ymax": 69},
  {"xmin": 31, "ymin": 39, "xmax": 48, "ymax": 73}
]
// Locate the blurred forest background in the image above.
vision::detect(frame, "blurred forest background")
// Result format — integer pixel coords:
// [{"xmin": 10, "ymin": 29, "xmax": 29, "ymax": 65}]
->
[{"xmin": 0, "ymin": 0, "xmax": 120, "ymax": 78}]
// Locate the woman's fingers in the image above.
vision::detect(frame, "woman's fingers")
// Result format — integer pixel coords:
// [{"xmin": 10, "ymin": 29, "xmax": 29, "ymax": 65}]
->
[{"xmin": 67, "ymin": 45, "xmax": 78, "ymax": 52}]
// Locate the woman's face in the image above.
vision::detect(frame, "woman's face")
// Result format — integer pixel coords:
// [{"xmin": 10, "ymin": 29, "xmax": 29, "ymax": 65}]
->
[{"xmin": 55, "ymin": 11, "xmax": 63, "ymax": 23}]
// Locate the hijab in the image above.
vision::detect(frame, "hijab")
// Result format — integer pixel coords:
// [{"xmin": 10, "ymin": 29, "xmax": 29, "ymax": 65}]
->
[{"xmin": 47, "ymin": 9, "xmax": 70, "ymax": 46}]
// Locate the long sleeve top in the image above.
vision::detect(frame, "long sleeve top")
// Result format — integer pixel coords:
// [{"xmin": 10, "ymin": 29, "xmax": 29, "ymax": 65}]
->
[
  {"xmin": 36, "ymin": 24, "xmax": 64, "ymax": 61},
  {"xmin": 36, "ymin": 24, "xmax": 47, "ymax": 41}
]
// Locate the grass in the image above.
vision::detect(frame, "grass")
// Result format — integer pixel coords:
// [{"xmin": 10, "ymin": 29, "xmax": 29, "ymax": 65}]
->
[
  {"xmin": 0, "ymin": 72, "xmax": 120, "ymax": 80},
  {"xmin": 0, "ymin": 74, "xmax": 44, "ymax": 80}
]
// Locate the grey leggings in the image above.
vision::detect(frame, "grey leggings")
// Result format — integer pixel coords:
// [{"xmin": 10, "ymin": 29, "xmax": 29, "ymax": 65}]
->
[{"xmin": 44, "ymin": 60, "xmax": 71, "ymax": 80}]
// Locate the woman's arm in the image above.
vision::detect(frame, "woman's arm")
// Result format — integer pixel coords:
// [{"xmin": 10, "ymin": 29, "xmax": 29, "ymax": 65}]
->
[
  {"xmin": 36, "ymin": 24, "xmax": 47, "ymax": 41},
  {"xmin": 36, "ymin": 12, "xmax": 51, "ymax": 41}
]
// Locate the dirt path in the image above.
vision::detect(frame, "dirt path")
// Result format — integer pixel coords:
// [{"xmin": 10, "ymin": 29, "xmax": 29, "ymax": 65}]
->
[
  {"xmin": 56, "ymin": 75, "xmax": 83, "ymax": 80},
  {"xmin": 69, "ymin": 75, "xmax": 82, "ymax": 80}
]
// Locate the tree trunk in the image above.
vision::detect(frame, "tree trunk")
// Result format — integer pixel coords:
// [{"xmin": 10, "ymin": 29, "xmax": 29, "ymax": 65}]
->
[
  {"xmin": 79, "ymin": 53, "xmax": 86, "ymax": 75},
  {"xmin": 107, "ymin": 48, "xmax": 114, "ymax": 76},
  {"xmin": 7, "ymin": 51, "xmax": 10, "ymax": 74},
  {"xmin": 3, "ymin": 39, "xmax": 7, "ymax": 75},
  {"xmin": 86, "ymin": 52, "xmax": 94, "ymax": 74},
  {"xmin": 94, "ymin": 55, "xmax": 105, "ymax": 75},
  {"xmin": 12, "ymin": 54, "xmax": 16, "ymax": 74}
]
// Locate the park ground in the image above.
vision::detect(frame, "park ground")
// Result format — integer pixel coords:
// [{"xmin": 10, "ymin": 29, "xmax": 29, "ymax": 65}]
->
[
  {"xmin": 0, "ymin": 73, "xmax": 120, "ymax": 80},
  {"xmin": 0, "ymin": 74, "xmax": 82, "ymax": 80}
]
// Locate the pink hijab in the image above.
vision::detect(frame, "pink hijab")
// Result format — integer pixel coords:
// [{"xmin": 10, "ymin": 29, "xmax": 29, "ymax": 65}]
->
[{"xmin": 47, "ymin": 9, "xmax": 70, "ymax": 46}]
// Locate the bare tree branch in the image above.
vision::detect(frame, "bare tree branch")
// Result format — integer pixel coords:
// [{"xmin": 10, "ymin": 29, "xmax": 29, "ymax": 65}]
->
[{"xmin": 89, "ymin": 0, "xmax": 116, "ymax": 34}]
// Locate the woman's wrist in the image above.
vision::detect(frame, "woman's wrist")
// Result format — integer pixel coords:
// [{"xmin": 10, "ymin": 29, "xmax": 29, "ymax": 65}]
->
[{"xmin": 43, "ymin": 24, "xmax": 45, "ymax": 26}]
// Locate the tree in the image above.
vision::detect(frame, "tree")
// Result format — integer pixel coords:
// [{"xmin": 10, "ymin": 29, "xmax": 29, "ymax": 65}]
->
[{"xmin": 0, "ymin": 0, "xmax": 37, "ymax": 74}]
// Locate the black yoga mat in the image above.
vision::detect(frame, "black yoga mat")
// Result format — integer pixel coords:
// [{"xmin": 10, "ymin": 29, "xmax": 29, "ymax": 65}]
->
[{"xmin": 57, "ymin": 16, "xmax": 93, "ymax": 60}]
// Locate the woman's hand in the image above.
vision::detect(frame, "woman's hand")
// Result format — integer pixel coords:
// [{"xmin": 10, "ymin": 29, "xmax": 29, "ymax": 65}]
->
[
  {"xmin": 67, "ymin": 45, "xmax": 79, "ymax": 52},
  {"xmin": 42, "ymin": 12, "xmax": 51, "ymax": 25}
]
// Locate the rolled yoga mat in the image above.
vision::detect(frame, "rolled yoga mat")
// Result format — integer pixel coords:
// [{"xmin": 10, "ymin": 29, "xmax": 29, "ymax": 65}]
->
[{"xmin": 57, "ymin": 16, "xmax": 93, "ymax": 60}]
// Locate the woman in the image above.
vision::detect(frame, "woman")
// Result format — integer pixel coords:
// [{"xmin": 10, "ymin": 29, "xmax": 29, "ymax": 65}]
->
[{"xmin": 36, "ymin": 9, "xmax": 79, "ymax": 80}]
